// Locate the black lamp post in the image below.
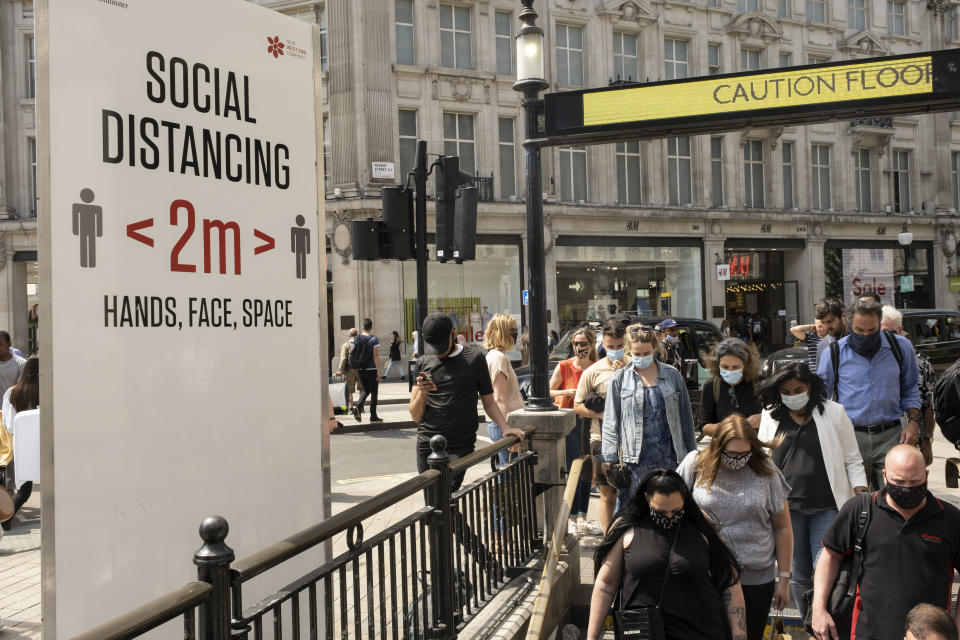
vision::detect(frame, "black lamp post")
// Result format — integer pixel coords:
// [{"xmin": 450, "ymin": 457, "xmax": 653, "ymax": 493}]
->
[{"xmin": 513, "ymin": 0, "xmax": 553, "ymax": 410}]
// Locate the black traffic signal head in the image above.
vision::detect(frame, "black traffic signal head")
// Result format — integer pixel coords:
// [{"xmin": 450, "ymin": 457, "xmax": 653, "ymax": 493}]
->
[
  {"xmin": 382, "ymin": 186, "xmax": 414, "ymax": 260},
  {"xmin": 435, "ymin": 156, "xmax": 474, "ymax": 263}
]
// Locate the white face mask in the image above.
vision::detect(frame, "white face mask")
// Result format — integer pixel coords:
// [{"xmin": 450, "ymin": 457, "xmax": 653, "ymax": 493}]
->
[
  {"xmin": 781, "ymin": 391, "xmax": 809, "ymax": 411},
  {"xmin": 633, "ymin": 355, "xmax": 655, "ymax": 370}
]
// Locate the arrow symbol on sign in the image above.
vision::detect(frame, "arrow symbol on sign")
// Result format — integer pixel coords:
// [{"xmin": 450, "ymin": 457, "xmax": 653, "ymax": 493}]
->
[
  {"xmin": 253, "ymin": 229, "xmax": 275, "ymax": 255},
  {"xmin": 569, "ymin": 281, "xmax": 583, "ymax": 292},
  {"xmin": 126, "ymin": 218, "xmax": 155, "ymax": 247}
]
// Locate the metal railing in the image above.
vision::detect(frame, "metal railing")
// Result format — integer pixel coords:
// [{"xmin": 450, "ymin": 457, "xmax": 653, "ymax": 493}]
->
[
  {"xmin": 472, "ymin": 173, "xmax": 495, "ymax": 202},
  {"xmin": 71, "ymin": 428, "xmax": 540, "ymax": 640}
]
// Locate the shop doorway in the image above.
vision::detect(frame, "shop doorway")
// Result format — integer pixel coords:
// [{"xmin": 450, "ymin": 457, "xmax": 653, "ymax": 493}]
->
[{"xmin": 723, "ymin": 250, "xmax": 799, "ymax": 353}]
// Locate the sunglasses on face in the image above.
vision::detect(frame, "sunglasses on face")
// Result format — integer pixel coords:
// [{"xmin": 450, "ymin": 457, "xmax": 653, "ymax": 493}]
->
[
  {"xmin": 628, "ymin": 325, "xmax": 654, "ymax": 336},
  {"xmin": 722, "ymin": 450, "xmax": 751, "ymax": 460}
]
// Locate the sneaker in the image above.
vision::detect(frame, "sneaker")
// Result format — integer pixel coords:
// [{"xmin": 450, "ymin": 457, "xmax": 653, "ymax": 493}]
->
[
  {"xmin": 370, "ymin": 416, "xmax": 384, "ymax": 423},
  {"xmin": 567, "ymin": 521, "xmax": 579, "ymax": 536},
  {"xmin": 578, "ymin": 521, "xmax": 603, "ymax": 536},
  {"xmin": 352, "ymin": 406, "xmax": 361, "ymax": 422}
]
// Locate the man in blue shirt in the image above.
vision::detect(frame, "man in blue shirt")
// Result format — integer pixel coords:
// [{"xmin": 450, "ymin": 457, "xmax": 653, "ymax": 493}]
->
[{"xmin": 817, "ymin": 296, "xmax": 922, "ymax": 490}]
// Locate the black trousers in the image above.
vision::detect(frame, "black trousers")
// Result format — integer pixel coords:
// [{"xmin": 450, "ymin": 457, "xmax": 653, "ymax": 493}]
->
[
  {"xmin": 356, "ymin": 369, "xmax": 379, "ymax": 418},
  {"xmin": 741, "ymin": 581, "xmax": 776, "ymax": 640}
]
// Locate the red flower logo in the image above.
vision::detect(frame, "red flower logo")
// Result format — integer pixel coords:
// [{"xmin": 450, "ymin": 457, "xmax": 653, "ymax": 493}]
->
[{"xmin": 267, "ymin": 36, "xmax": 285, "ymax": 58}]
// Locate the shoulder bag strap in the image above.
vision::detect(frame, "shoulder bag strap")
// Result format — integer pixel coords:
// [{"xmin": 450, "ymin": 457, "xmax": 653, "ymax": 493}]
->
[
  {"xmin": 846, "ymin": 492, "xmax": 873, "ymax": 598},
  {"xmin": 713, "ymin": 377, "xmax": 721, "ymax": 404},
  {"xmin": 882, "ymin": 331, "xmax": 905, "ymax": 396},
  {"xmin": 830, "ymin": 341, "xmax": 840, "ymax": 400},
  {"xmin": 656, "ymin": 524, "xmax": 682, "ymax": 608}
]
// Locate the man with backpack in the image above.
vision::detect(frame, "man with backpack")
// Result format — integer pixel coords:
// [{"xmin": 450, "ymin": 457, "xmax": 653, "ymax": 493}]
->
[
  {"xmin": 817, "ymin": 296, "xmax": 921, "ymax": 490},
  {"xmin": 351, "ymin": 318, "xmax": 382, "ymax": 423},
  {"xmin": 811, "ymin": 445, "xmax": 960, "ymax": 640}
]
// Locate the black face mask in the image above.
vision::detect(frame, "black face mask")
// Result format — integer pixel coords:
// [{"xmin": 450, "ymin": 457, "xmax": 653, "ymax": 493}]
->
[
  {"xmin": 886, "ymin": 482, "xmax": 927, "ymax": 509},
  {"xmin": 650, "ymin": 507, "xmax": 684, "ymax": 530},
  {"xmin": 849, "ymin": 331, "xmax": 882, "ymax": 358}
]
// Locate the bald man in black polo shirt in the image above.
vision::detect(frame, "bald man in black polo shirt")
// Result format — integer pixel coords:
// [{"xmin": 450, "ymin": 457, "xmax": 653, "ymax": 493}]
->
[{"xmin": 812, "ymin": 445, "xmax": 960, "ymax": 640}]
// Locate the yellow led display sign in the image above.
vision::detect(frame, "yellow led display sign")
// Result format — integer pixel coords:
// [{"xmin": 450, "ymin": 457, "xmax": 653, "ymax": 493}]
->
[{"xmin": 582, "ymin": 56, "xmax": 933, "ymax": 127}]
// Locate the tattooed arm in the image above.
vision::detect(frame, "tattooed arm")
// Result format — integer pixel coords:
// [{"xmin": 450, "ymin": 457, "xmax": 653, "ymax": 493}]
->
[
  {"xmin": 586, "ymin": 529, "xmax": 632, "ymax": 640},
  {"xmin": 722, "ymin": 582, "xmax": 748, "ymax": 640}
]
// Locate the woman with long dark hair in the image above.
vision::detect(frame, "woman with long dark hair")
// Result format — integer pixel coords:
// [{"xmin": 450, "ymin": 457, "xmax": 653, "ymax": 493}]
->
[
  {"xmin": 586, "ymin": 469, "xmax": 748, "ymax": 640},
  {"xmin": 677, "ymin": 415, "xmax": 792, "ymax": 640},
  {"xmin": 1, "ymin": 356, "xmax": 38, "ymax": 529},
  {"xmin": 755, "ymin": 362, "xmax": 866, "ymax": 621},
  {"xmin": 382, "ymin": 330, "xmax": 405, "ymax": 380}
]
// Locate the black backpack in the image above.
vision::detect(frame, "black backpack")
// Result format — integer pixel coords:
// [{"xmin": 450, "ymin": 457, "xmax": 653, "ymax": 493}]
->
[
  {"xmin": 934, "ymin": 360, "xmax": 960, "ymax": 446},
  {"xmin": 829, "ymin": 330, "xmax": 903, "ymax": 400},
  {"xmin": 348, "ymin": 335, "xmax": 374, "ymax": 370}
]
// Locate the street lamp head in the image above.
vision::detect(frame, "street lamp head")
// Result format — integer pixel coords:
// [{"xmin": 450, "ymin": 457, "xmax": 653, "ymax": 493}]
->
[
  {"xmin": 514, "ymin": 0, "xmax": 548, "ymax": 93},
  {"xmin": 898, "ymin": 222, "xmax": 914, "ymax": 246}
]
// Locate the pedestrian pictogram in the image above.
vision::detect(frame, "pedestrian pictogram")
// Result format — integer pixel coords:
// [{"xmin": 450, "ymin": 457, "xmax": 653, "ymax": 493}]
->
[
  {"xmin": 72, "ymin": 188, "xmax": 102, "ymax": 268},
  {"xmin": 290, "ymin": 214, "xmax": 310, "ymax": 279}
]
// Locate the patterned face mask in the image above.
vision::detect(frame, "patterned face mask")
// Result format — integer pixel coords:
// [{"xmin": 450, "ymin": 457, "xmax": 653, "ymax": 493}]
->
[
  {"xmin": 649, "ymin": 507, "xmax": 684, "ymax": 530},
  {"xmin": 721, "ymin": 451, "xmax": 752, "ymax": 470},
  {"xmin": 574, "ymin": 346, "xmax": 590, "ymax": 358}
]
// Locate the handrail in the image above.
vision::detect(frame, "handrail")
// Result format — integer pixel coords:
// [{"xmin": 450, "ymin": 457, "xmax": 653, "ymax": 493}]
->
[
  {"xmin": 232, "ymin": 469, "xmax": 441, "ymax": 581},
  {"xmin": 524, "ymin": 455, "xmax": 588, "ymax": 640},
  {"xmin": 70, "ymin": 581, "xmax": 212, "ymax": 640},
  {"xmin": 448, "ymin": 426, "xmax": 536, "ymax": 474}
]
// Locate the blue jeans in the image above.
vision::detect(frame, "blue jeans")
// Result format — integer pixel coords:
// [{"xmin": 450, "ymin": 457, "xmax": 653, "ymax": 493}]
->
[
  {"xmin": 564, "ymin": 421, "xmax": 591, "ymax": 519},
  {"xmin": 487, "ymin": 422, "xmax": 516, "ymax": 467},
  {"xmin": 790, "ymin": 506, "xmax": 839, "ymax": 620}
]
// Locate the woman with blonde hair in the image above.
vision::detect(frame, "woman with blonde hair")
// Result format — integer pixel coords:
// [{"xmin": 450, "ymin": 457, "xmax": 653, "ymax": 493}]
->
[
  {"xmin": 700, "ymin": 338, "xmax": 763, "ymax": 437},
  {"xmin": 484, "ymin": 314, "xmax": 525, "ymax": 466},
  {"xmin": 677, "ymin": 415, "xmax": 792, "ymax": 640},
  {"xmin": 550, "ymin": 325, "xmax": 598, "ymax": 534},
  {"xmin": 600, "ymin": 324, "xmax": 697, "ymax": 511}
]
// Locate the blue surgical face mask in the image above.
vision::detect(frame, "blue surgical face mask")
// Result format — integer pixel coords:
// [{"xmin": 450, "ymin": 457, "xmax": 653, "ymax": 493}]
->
[
  {"xmin": 720, "ymin": 368, "xmax": 743, "ymax": 385},
  {"xmin": 633, "ymin": 355, "xmax": 655, "ymax": 370},
  {"xmin": 781, "ymin": 392, "xmax": 809, "ymax": 411},
  {"xmin": 607, "ymin": 348, "xmax": 625, "ymax": 362},
  {"xmin": 664, "ymin": 335, "xmax": 679, "ymax": 344}
]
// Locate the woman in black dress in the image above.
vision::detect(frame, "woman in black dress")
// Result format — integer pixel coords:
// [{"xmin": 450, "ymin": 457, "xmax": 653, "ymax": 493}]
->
[
  {"xmin": 382, "ymin": 330, "xmax": 406, "ymax": 380},
  {"xmin": 586, "ymin": 469, "xmax": 748, "ymax": 640}
]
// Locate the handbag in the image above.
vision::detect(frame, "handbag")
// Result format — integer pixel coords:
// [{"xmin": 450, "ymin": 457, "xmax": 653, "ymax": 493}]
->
[
  {"xmin": 614, "ymin": 525, "xmax": 680, "ymax": 640},
  {"xmin": 606, "ymin": 448, "xmax": 632, "ymax": 490},
  {"xmin": 771, "ymin": 612, "xmax": 791, "ymax": 640},
  {"xmin": 802, "ymin": 492, "xmax": 872, "ymax": 638}
]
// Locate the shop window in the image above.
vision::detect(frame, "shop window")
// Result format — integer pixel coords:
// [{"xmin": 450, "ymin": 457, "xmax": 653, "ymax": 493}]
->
[
  {"xmin": 396, "ymin": 0, "xmax": 415, "ymax": 65},
  {"xmin": 807, "ymin": 0, "xmax": 826, "ymax": 23},
  {"xmin": 743, "ymin": 140, "xmax": 764, "ymax": 208},
  {"xmin": 556, "ymin": 24, "xmax": 584, "ymax": 85},
  {"xmin": 443, "ymin": 112, "xmax": 475, "ymax": 175},
  {"xmin": 711, "ymin": 137, "xmax": 724, "ymax": 206},
  {"xmin": 664, "ymin": 39, "xmax": 688, "ymax": 80},
  {"xmin": 824, "ymin": 246, "xmax": 932, "ymax": 308},
  {"xmin": 398, "ymin": 109, "xmax": 418, "ymax": 184},
  {"xmin": 708, "ymin": 44, "xmax": 721, "ymax": 76},
  {"xmin": 782, "ymin": 142, "xmax": 796, "ymax": 209},
  {"xmin": 440, "ymin": 3, "xmax": 473, "ymax": 70},
  {"xmin": 499, "ymin": 117, "xmax": 516, "ymax": 200},
  {"xmin": 887, "ymin": 0, "xmax": 906, "ymax": 35},
  {"xmin": 559, "ymin": 145, "xmax": 588, "ymax": 202},
  {"xmin": 616, "ymin": 141, "xmax": 643, "ymax": 205},
  {"xmin": 668, "ymin": 136, "xmax": 692, "ymax": 206},
  {"xmin": 810, "ymin": 144, "xmax": 832, "ymax": 210},
  {"xmin": 613, "ymin": 32, "xmax": 639, "ymax": 82},
  {"xmin": 854, "ymin": 148, "xmax": 872, "ymax": 212},
  {"xmin": 848, "ymin": 0, "xmax": 866, "ymax": 30},
  {"xmin": 892, "ymin": 150, "xmax": 911, "ymax": 213},
  {"xmin": 495, "ymin": 11, "xmax": 513, "ymax": 75}
]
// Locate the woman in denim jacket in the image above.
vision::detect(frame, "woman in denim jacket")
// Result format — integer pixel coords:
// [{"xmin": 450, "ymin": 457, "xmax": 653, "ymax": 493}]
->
[{"xmin": 600, "ymin": 324, "xmax": 698, "ymax": 511}]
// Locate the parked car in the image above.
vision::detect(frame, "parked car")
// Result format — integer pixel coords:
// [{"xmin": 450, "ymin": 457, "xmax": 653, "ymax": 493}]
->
[
  {"xmin": 515, "ymin": 317, "xmax": 724, "ymax": 428},
  {"xmin": 759, "ymin": 309, "xmax": 960, "ymax": 379}
]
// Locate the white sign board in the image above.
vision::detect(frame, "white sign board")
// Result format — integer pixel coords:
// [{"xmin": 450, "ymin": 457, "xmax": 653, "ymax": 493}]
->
[
  {"xmin": 372, "ymin": 161, "xmax": 396, "ymax": 179},
  {"xmin": 841, "ymin": 248, "xmax": 896, "ymax": 307},
  {"xmin": 39, "ymin": 0, "xmax": 326, "ymax": 636},
  {"xmin": 716, "ymin": 264, "xmax": 731, "ymax": 281}
]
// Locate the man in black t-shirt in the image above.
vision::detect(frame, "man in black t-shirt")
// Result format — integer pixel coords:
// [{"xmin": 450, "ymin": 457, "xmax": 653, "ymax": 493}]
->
[
  {"xmin": 409, "ymin": 313, "xmax": 525, "ymax": 489},
  {"xmin": 811, "ymin": 445, "xmax": 960, "ymax": 640}
]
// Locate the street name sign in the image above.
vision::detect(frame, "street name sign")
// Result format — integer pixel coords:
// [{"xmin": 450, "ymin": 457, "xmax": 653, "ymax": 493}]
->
[
  {"xmin": 38, "ymin": 0, "xmax": 327, "ymax": 636},
  {"xmin": 544, "ymin": 50, "xmax": 960, "ymax": 144}
]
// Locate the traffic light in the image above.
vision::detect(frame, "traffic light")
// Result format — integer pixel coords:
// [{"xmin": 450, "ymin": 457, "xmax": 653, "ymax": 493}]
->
[
  {"xmin": 434, "ymin": 156, "xmax": 474, "ymax": 263},
  {"xmin": 452, "ymin": 186, "xmax": 477, "ymax": 263},
  {"xmin": 382, "ymin": 186, "xmax": 414, "ymax": 260},
  {"xmin": 351, "ymin": 218, "xmax": 380, "ymax": 261}
]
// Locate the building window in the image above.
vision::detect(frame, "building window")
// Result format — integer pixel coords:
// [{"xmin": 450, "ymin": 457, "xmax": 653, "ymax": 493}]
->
[
  {"xmin": 440, "ymin": 4, "xmax": 473, "ymax": 70},
  {"xmin": 708, "ymin": 0, "xmax": 720, "ymax": 8},
  {"xmin": 499, "ymin": 117, "xmax": 516, "ymax": 199},
  {"xmin": 711, "ymin": 137, "xmax": 724, "ymax": 207},
  {"xmin": 664, "ymin": 39, "xmax": 688, "ymax": 80},
  {"xmin": 738, "ymin": 0, "xmax": 760, "ymax": 12},
  {"xmin": 811, "ymin": 144, "xmax": 832, "ymax": 210},
  {"xmin": 398, "ymin": 109, "xmax": 418, "ymax": 184},
  {"xmin": 888, "ymin": 1, "xmax": 906, "ymax": 35},
  {"xmin": 443, "ymin": 112, "xmax": 475, "ymax": 174},
  {"xmin": 556, "ymin": 25, "xmax": 584, "ymax": 85},
  {"xmin": 708, "ymin": 44, "xmax": 721, "ymax": 75},
  {"xmin": 779, "ymin": 0, "xmax": 790, "ymax": 18},
  {"xmin": 616, "ymin": 141, "xmax": 643, "ymax": 205},
  {"xmin": 558, "ymin": 146, "xmax": 588, "ymax": 202},
  {"xmin": 892, "ymin": 150, "xmax": 911, "ymax": 213},
  {"xmin": 495, "ymin": 11, "xmax": 513, "ymax": 75},
  {"xmin": 952, "ymin": 151, "xmax": 960, "ymax": 211},
  {"xmin": 396, "ymin": 0, "xmax": 415, "ymax": 65},
  {"xmin": 29, "ymin": 138, "xmax": 37, "ymax": 216},
  {"xmin": 741, "ymin": 48, "xmax": 761, "ymax": 71},
  {"xmin": 808, "ymin": 54, "xmax": 830, "ymax": 64},
  {"xmin": 25, "ymin": 35, "xmax": 35, "ymax": 99},
  {"xmin": 778, "ymin": 52, "xmax": 792, "ymax": 67},
  {"xmin": 854, "ymin": 148, "xmax": 872, "ymax": 212},
  {"xmin": 744, "ymin": 140, "xmax": 764, "ymax": 208},
  {"xmin": 613, "ymin": 32, "xmax": 639, "ymax": 82},
  {"xmin": 947, "ymin": 7, "xmax": 956, "ymax": 40},
  {"xmin": 319, "ymin": 8, "xmax": 328, "ymax": 71},
  {"xmin": 322, "ymin": 116, "xmax": 331, "ymax": 193},
  {"xmin": 782, "ymin": 142, "xmax": 795, "ymax": 209},
  {"xmin": 668, "ymin": 136, "xmax": 692, "ymax": 206},
  {"xmin": 848, "ymin": 0, "xmax": 866, "ymax": 29},
  {"xmin": 807, "ymin": 0, "xmax": 826, "ymax": 23}
]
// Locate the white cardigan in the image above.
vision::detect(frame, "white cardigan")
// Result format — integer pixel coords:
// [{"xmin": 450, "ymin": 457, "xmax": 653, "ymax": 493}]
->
[{"xmin": 758, "ymin": 399, "xmax": 867, "ymax": 511}]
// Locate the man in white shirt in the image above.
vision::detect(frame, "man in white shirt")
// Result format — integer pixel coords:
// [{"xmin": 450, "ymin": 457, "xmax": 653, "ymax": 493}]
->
[{"xmin": 0, "ymin": 332, "xmax": 25, "ymax": 397}]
